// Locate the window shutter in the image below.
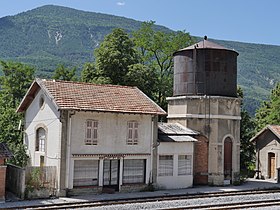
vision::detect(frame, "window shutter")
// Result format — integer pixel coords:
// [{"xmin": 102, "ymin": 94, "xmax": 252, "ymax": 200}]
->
[
  {"xmin": 123, "ymin": 159, "xmax": 145, "ymax": 184},
  {"xmin": 73, "ymin": 160, "xmax": 99, "ymax": 187},
  {"xmin": 178, "ymin": 155, "xmax": 192, "ymax": 175},
  {"xmin": 134, "ymin": 122, "xmax": 138, "ymax": 144},
  {"xmin": 127, "ymin": 122, "xmax": 133, "ymax": 145},
  {"xmin": 85, "ymin": 120, "xmax": 98, "ymax": 145},
  {"xmin": 159, "ymin": 155, "xmax": 173, "ymax": 176}
]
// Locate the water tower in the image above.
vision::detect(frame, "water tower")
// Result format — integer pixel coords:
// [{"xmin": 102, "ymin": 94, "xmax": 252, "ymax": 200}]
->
[{"xmin": 167, "ymin": 37, "xmax": 241, "ymax": 185}]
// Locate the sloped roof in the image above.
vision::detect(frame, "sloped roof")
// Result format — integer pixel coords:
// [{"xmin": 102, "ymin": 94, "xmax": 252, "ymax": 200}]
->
[
  {"xmin": 175, "ymin": 39, "xmax": 238, "ymax": 55},
  {"xmin": 270, "ymin": 125, "xmax": 280, "ymax": 138},
  {"xmin": 158, "ymin": 123, "xmax": 198, "ymax": 142},
  {"xmin": 17, "ymin": 78, "xmax": 166, "ymax": 115},
  {"xmin": 250, "ymin": 125, "xmax": 280, "ymax": 142},
  {"xmin": 0, "ymin": 143, "xmax": 13, "ymax": 159},
  {"xmin": 158, "ymin": 122, "xmax": 198, "ymax": 135}
]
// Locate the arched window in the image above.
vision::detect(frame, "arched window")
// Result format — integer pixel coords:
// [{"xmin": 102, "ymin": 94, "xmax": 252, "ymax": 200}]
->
[{"xmin": 36, "ymin": 127, "xmax": 46, "ymax": 152}]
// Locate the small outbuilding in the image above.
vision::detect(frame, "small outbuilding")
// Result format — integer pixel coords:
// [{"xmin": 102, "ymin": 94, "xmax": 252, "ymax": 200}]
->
[
  {"xmin": 157, "ymin": 123, "xmax": 197, "ymax": 189},
  {"xmin": 250, "ymin": 125, "xmax": 280, "ymax": 180},
  {"xmin": 0, "ymin": 143, "xmax": 13, "ymax": 202}
]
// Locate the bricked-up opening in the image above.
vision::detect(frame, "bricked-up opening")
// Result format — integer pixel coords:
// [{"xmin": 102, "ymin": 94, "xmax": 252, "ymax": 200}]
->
[
  {"xmin": 224, "ymin": 137, "xmax": 232, "ymax": 181},
  {"xmin": 268, "ymin": 153, "xmax": 276, "ymax": 179},
  {"xmin": 193, "ymin": 135, "xmax": 208, "ymax": 185}
]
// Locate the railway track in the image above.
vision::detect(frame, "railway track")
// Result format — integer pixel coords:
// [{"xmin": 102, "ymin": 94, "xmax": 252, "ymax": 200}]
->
[
  {"xmin": 3, "ymin": 189, "xmax": 280, "ymax": 210},
  {"xmin": 160, "ymin": 199, "xmax": 280, "ymax": 209}
]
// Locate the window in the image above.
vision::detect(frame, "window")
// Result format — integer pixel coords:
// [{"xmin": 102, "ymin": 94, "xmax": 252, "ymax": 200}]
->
[
  {"xmin": 159, "ymin": 155, "xmax": 173, "ymax": 176},
  {"xmin": 73, "ymin": 160, "xmax": 99, "ymax": 187},
  {"xmin": 123, "ymin": 159, "xmax": 145, "ymax": 184},
  {"xmin": 127, "ymin": 121, "xmax": 138, "ymax": 145},
  {"xmin": 85, "ymin": 120, "xmax": 98, "ymax": 145},
  {"xmin": 36, "ymin": 127, "xmax": 46, "ymax": 152},
  {"xmin": 178, "ymin": 155, "xmax": 192, "ymax": 175},
  {"xmin": 39, "ymin": 95, "xmax": 45, "ymax": 109}
]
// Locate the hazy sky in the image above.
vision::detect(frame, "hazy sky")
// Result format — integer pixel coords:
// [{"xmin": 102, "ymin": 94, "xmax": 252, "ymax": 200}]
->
[{"xmin": 1, "ymin": 0, "xmax": 279, "ymax": 46}]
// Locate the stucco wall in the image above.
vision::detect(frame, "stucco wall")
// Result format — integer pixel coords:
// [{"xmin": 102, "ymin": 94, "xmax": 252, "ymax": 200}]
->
[
  {"xmin": 70, "ymin": 112, "xmax": 153, "ymax": 155},
  {"xmin": 167, "ymin": 96, "xmax": 241, "ymax": 185},
  {"xmin": 256, "ymin": 131, "xmax": 280, "ymax": 179},
  {"xmin": 67, "ymin": 111, "xmax": 154, "ymax": 189},
  {"xmin": 24, "ymin": 89, "xmax": 61, "ymax": 168},
  {"xmin": 157, "ymin": 142, "xmax": 194, "ymax": 189}
]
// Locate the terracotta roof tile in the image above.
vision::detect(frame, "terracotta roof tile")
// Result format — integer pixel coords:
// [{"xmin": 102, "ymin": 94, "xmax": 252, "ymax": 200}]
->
[
  {"xmin": 270, "ymin": 125, "xmax": 280, "ymax": 137},
  {"xmin": 38, "ymin": 79, "xmax": 166, "ymax": 115}
]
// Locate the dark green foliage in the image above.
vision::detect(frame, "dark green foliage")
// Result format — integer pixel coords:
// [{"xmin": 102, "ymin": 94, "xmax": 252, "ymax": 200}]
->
[
  {"xmin": 240, "ymin": 110, "xmax": 256, "ymax": 172},
  {"xmin": 125, "ymin": 63, "xmax": 157, "ymax": 100},
  {"xmin": 52, "ymin": 64, "xmax": 77, "ymax": 81},
  {"xmin": 80, "ymin": 62, "xmax": 96, "ymax": 83},
  {"xmin": 133, "ymin": 21, "xmax": 193, "ymax": 109},
  {"xmin": 255, "ymin": 82, "xmax": 280, "ymax": 131},
  {"xmin": 237, "ymin": 87, "xmax": 256, "ymax": 176},
  {"xmin": 0, "ymin": 61, "xmax": 34, "ymax": 167},
  {"xmin": 94, "ymin": 28, "xmax": 139, "ymax": 85},
  {"xmin": 0, "ymin": 61, "xmax": 35, "ymax": 106}
]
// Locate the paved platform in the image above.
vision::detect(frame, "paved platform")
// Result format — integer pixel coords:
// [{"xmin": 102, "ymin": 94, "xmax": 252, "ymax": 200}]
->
[{"xmin": 1, "ymin": 178, "xmax": 280, "ymax": 209}]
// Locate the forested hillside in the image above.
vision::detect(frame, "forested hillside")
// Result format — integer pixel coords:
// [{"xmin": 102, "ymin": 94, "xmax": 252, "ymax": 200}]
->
[{"xmin": 0, "ymin": 5, "xmax": 279, "ymax": 115}]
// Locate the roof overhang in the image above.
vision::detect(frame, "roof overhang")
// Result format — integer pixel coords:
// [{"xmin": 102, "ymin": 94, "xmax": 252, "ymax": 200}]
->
[
  {"xmin": 250, "ymin": 125, "xmax": 280, "ymax": 142},
  {"xmin": 16, "ymin": 78, "xmax": 60, "ymax": 113}
]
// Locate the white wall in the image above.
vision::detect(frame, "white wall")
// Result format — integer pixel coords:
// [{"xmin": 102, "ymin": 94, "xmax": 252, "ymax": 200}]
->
[
  {"xmin": 24, "ymin": 89, "xmax": 61, "ymax": 168},
  {"xmin": 70, "ymin": 112, "xmax": 153, "ymax": 154},
  {"xmin": 68, "ymin": 111, "xmax": 154, "ymax": 189},
  {"xmin": 157, "ymin": 142, "xmax": 194, "ymax": 189}
]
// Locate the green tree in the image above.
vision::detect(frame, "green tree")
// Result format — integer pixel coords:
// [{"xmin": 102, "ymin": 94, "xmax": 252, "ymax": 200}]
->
[
  {"xmin": 80, "ymin": 62, "xmax": 111, "ymax": 84},
  {"xmin": 125, "ymin": 63, "xmax": 157, "ymax": 99},
  {"xmin": 52, "ymin": 64, "xmax": 77, "ymax": 81},
  {"xmin": 133, "ymin": 21, "xmax": 193, "ymax": 109},
  {"xmin": 237, "ymin": 87, "xmax": 256, "ymax": 175},
  {"xmin": 0, "ymin": 61, "xmax": 35, "ymax": 107},
  {"xmin": 80, "ymin": 63, "xmax": 96, "ymax": 83},
  {"xmin": 255, "ymin": 82, "xmax": 280, "ymax": 131},
  {"xmin": 94, "ymin": 28, "xmax": 139, "ymax": 85},
  {"xmin": 0, "ymin": 61, "xmax": 34, "ymax": 167}
]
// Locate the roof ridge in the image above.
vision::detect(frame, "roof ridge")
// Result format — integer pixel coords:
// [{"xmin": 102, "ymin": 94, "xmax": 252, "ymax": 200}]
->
[{"xmin": 40, "ymin": 78, "xmax": 138, "ymax": 89}]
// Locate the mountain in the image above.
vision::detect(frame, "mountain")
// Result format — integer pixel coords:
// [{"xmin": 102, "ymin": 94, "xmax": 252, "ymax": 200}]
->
[
  {"xmin": 0, "ymin": 5, "xmax": 170, "ymax": 75},
  {"xmin": 0, "ymin": 5, "xmax": 279, "ymax": 115}
]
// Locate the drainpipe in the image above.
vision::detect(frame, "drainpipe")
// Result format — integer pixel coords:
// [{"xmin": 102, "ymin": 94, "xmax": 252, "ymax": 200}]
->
[
  {"xmin": 150, "ymin": 116, "xmax": 154, "ymax": 184},
  {"xmin": 65, "ymin": 111, "xmax": 75, "ymax": 190}
]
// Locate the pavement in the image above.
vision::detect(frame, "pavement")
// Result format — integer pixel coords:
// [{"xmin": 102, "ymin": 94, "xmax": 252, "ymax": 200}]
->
[{"xmin": 1, "ymin": 178, "xmax": 280, "ymax": 209}]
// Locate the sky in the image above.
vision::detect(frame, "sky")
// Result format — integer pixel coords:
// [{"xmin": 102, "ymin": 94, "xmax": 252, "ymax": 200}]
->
[{"xmin": 1, "ymin": 0, "xmax": 280, "ymax": 46}]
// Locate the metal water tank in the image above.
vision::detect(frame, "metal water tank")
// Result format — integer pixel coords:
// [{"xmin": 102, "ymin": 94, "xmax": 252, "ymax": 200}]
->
[{"xmin": 173, "ymin": 38, "xmax": 238, "ymax": 97}]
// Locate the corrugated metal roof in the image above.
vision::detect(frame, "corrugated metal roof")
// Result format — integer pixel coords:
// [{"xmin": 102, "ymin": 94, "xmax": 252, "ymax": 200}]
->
[
  {"xmin": 158, "ymin": 122, "xmax": 198, "ymax": 135},
  {"xmin": 158, "ymin": 122, "xmax": 198, "ymax": 143},
  {"xmin": 17, "ymin": 78, "xmax": 166, "ymax": 115}
]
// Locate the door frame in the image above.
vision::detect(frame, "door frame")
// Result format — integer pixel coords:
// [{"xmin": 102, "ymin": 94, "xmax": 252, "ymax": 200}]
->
[
  {"xmin": 223, "ymin": 137, "xmax": 233, "ymax": 181},
  {"xmin": 103, "ymin": 159, "xmax": 120, "ymax": 191},
  {"xmin": 268, "ymin": 152, "xmax": 276, "ymax": 179}
]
